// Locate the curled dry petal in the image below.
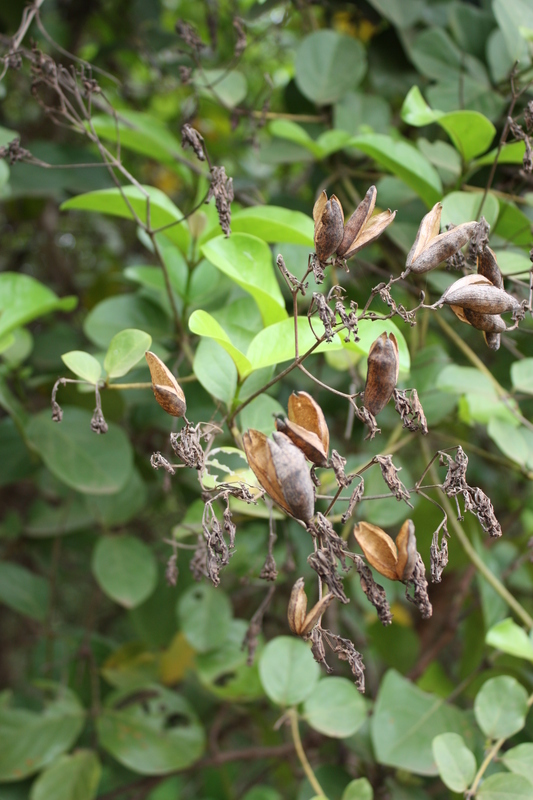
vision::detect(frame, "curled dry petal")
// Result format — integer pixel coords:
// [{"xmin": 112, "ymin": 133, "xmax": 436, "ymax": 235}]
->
[
  {"xmin": 437, "ymin": 274, "xmax": 520, "ymax": 314},
  {"xmin": 243, "ymin": 429, "xmax": 315, "ymax": 523},
  {"xmin": 288, "ymin": 577, "xmax": 334, "ymax": 636},
  {"xmin": 145, "ymin": 351, "xmax": 187, "ymax": 417},
  {"xmin": 406, "ymin": 202, "xmax": 477, "ymax": 274},
  {"xmin": 276, "ymin": 391, "xmax": 329, "ymax": 466},
  {"xmin": 354, "ymin": 519, "xmax": 417, "ymax": 581},
  {"xmin": 313, "ymin": 191, "xmax": 344, "ymax": 261},
  {"xmin": 342, "ymin": 210, "xmax": 397, "ymax": 259},
  {"xmin": 363, "ymin": 332, "xmax": 399, "ymax": 416}
]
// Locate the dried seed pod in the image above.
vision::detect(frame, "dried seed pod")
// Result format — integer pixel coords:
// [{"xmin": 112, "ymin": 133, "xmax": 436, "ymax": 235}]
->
[
  {"xmin": 437, "ymin": 274, "xmax": 520, "ymax": 314},
  {"xmin": 363, "ymin": 332, "xmax": 399, "ymax": 416},
  {"xmin": 243, "ymin": 429, "xmax": 315, "ymax": 523},
  {"xmin": 406, "ymin": 202, "xmax": 477, "ymax": 274},
  {"xmin": 145, "ymin": 351, "xmax": 186, "ymax": 417},
  {"xmin": 484, "ymin": 332, "xmax": 501, "ymax": 351},
  {"xmin": 288, "ymin": 577, "xmax": 334, "ymax": 636},
  {"xmin": 276, "ymin": 391, "xmax": 329, "ymax": 466},
  {"xmin": 477, "ymin": 246, "xmax": 503, "ymax": 289},
  {"xmin": 353, "ymin": 519, "xmax": 417, "ymax": 581},
  {"xmin": 395, "ymin": 519, "xmax": 418, "ymax": 581},
  {"xmin": 313, "ymin": 191, "xmax": 345, "ymax": 261},
  {"xmin": 337, "ymin": 185, "xmax": 377, "ymax": 257},
  {"xmin": 342, "ymin": 210, "xmax": 397, "ymax": 260},
  {"xmin": 453, "ymin": 307, "xmax": 507, "ymax": 333}
]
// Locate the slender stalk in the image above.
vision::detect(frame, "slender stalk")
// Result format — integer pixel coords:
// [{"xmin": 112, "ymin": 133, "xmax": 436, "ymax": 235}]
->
[{"xmin": 288, "ymin": 708, "xmax": 326, "ymax": 798}]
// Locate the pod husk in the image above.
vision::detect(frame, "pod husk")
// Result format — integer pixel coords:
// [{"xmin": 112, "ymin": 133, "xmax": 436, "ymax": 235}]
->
[
  {"xmin": 438, "ymin": 274, "xmax": 519, "ymax": 314},
  {"xmin": 145, "ymin": 350, "xmax": 187, "ymax": 417},
  {"xmin": 337, "ymin": 185, "xmax": 377, "ymax": 257},
  {"xmin": 363, "ymin": 332, "xmax": 399, "ymax": 416},
  {"xmin": 408, "ymin": 221, "xmax": 478, "ymax": 274},
  {"xmin": 313, "ymin": 191, "xmax": 344, "ymax": 261}
]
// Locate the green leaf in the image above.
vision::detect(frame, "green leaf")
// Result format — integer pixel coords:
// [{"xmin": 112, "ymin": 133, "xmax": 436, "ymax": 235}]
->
[
  {"xmin": 259, "ymin": 636, "xmax": 320, "ymax": 706},
  {"xmin": 246, "ymin": 317, "xmax": 342, "ymax": 373},
  {"xmin": 0, "ymin": 562, "xmax": 49, "ymax": 621},
  {"xmin": 193, "ymin": 338, "xmax": 237, "ymax": 407},
  {"xmin": 366, "ymin": 0, "xmax": 424, "ymax": 28},
  {"xmin": 188, "ymin": 311, "xmax": 252, "ymax": 379},
  {"xmin": 303, "ymin": 677, "xmax": 367, "ymax": 738},
  {"xmin": 84, "ymin": 295, "xmax": 171, "ymax": 349},
  {"xmin": 474, "ymin": 676, "xmax": 529, "ymax": 739},
  {"xmin": 488, "ymin": 419, "xmax": 529, "ymax": 467},
  {"xmin": 474, "ymin": 141, "xmax": 526, "ymax": 167},
  {"xmin": 92, "ymin": 536, "xmax": 157, "ymax": 609},
  {"xmin": 496, "ymin": 249, "xmax": 532, "ymax": 277},
  {"xmin": 30, "ymin": 750, "xmax": 101, "ymax": 800},
  {"xmin": 502, "ymin": 744, "xmax": 533, "ymax": 780},
  {"xmin": 193, "ymin": 69, "xmax": 247, "ymax": 107},
  {"xmin": 486, "ymin": 618, "xmax": 533, "ymax": 662},
  {"xmin": 269, "ymin": 120, "xmax": 322, "ymax": 157},
  {"xmin": 495, "ymin": 199, "xmax": 532, "ymax": 248},
  {"xmin": 349, "ymin": 134, "xmax": 442, "ymax": 207},
  {"xmin": 512, "ymin": 359, "xmax": 533, "ymax": 395},
  {"xmin": 371, "ymin": 670, "xmax": 472, "ymax": 776},
  {"xmin": 432, "ymin": 733, "xmax": 476, "ymax": 793},
  {"xmin": 196, "ymin": 619, "xmax": 263, "ymax": 701},
  {"xmin": 295, "ymin": 31, "xmax": 366, "ymax": 105},
  {"xmin": 61, "ymin": 186, "xmax": 190, "ymax": 254},
  {"xmin": 341, "ymin": 778, "xmax": 373, "ymax": 800},
  {"xmin": 334, "ymin": 92, "xmax": 391, "ymax": 137},
  {"xmin": 0, "ymin": 273, "xmax": 77, "ymax": 342},
  {"xmin": 409, "ymin": 28, "xmax": 464, "ymax": 81},
  {"xmin": 97, "ymin": 685, "xmax": 204, "ymax": 775},
  {"xmin": 61, "ymin": 351, "xmax": 102, "ymax": 384},
  {"xmin": 27, "ymin": 408, "xmax": 134, "ymax": 495},
  {"xmin": 441, "ymin": 191, "xmax": 499, "ymax": 229},
  {"xmin": 201, "ymin": 234, "xmax": 287, "ymax": 327},
  {"xmin": 436, "ymin": 365, "xmax": 494, "ymax": 396},
  {"xmin": 177, "ymin": 584, "xmax": 233, "ymax": 654},
  {"xmin": 239, "ymin": 394, "xmax": 285, "ymax": 436},
  {"xmin": 0, "ymin": 684, "xmax": 85, "ymax": 781},
  {"xmin": 477, "ymin": 773, "xmax": 533, "ymax": 800},
  {"xmin": 104, "ymin": 329, "xmax": 152, "ymax": 379},
  {"xmin": 493, "ymin": 0, "xmax": 533, "ymax": 63},
  {"xmin": 231, "ymin": 206, "xmax": 314, "ymax": 246}
]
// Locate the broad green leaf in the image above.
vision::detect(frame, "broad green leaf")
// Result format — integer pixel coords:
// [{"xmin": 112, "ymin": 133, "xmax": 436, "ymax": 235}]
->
[
  {"xmin": 259, "ymin": 637, "xmax": 319, "ymax": 706},
  {"xmin": 97, "ymin": 685, "xmax": 204, "ymax": 775},
  {"xmin": 0, "ymin": 273, "xmax": 77, "ymax": 342},
  {"xmin": 341, "ymin": 778, "xmax": 373, "ymax": 800},
  {"xmin": 232, "ymin": 206, "xmax": 314, "ymax": 246},
  {"xmin": 104, "ymin": 329, "xmax": 152, "ymax": 378},
  {"xmin": 61, "ymin": 185, "xmax": 190, "ymax": 254},
  {"xmin": 316, "ymin": 129, "xmax": 354, "ymax": 157},
  {"xmin": 196, "ymin": 619, "xmax": 263, "ymax": 701},
  {"xmin": 30, "ymin": 750, "xmax": 101, "ymax": 800},
  {"xmin": 477, "ymin": 773, "xmax": 533, "ymax": 800},
  {"xmin": 432, "ymin": 733, "xmax": 476, "ymax": 792},
  {"xmin": 0, "ymin": 327, "xmax": 33, "ymax": 366},
  {"xmin": 193, "ymin": 69, "xmax": 247, "ymax": 107},
  {"xmin": 0, "ymin": 418, "xmax": 34, "ymax": 488},
  {"xmin": 366, "ymin": 0, "xmax": 424, "ymax": 28},
  {"xmin": 61, "ymin": 351, "xmax": 102, "ymax": 384},
  {"xmin": 486, "ymin": 618, "xmax": 533, "ymax": 662},
  {"xmin": 493, "ymin": 0, "xmax": 533, "ymax": 63},
  {"xmin": 188, "ymin": 311, "xmax": 252, "ymax": 378},
  {"xmin": 0, "ymin": 125, "xmax": 20, "ymax": 147},
  {"xmin": 0, "ymin": 684, "xmax": 85, "ymax": 781},
  {"xmin": 418, "ymin": 139, "xmax": 461, "ymax": 184},
  {"xmin": 0, "ymin": 562, "xmax": 49, "ymax": 621},
  {"xmin": 502, "ymin": 744, "xmax": 533, "ymax": 780},
  {"xmin": 408, "ymin": 28, "xmax": 464, "ymax": 81},
  {"xmin": 269, "ymin": 120, "xmax": 322, "ymax": 157},
  {"xmin": 295, "ymin": 31, "xmax": 366, "ymax": 105},
  {"xmin": 496, "ymin": 249, "xmax": 532, "ymax": 277},
  {"xmin": 92, "ymin": 536, "xmax": 157, "ymax": 609},
  {"xmin": 474, "ymin": 141, "xmax": 526, "ymax": 167},
  {"xmin": 441, "ymin": 191, "xmax": 499, "ymax": 229},
  {"xmin": 84, "ymin": 295, "xmax": 171, "ymax": 349},
  {"xmin": 334, "ymin": 91, "xmax": 391, "ymax": 137},
  {"xmin": 495, "ymin": 199, "xmax": 532, "ymax": 248},
  {"xmin": 239, "ymin": 394, "xmax": 285, "ymax": 436},
  {"xmin": 474, "ymin": 676, "xmax": 529, "ymax": 739},
  {"xmin": 371, "ymin": 670, "xmax": 472, "ymax": 776},
  {"xmin": 177, "ymin": 584, "xmax": 233, "ymax": 654},
  {"xmin": 303, "ymin": 678, "xmax": 367, "ymax": 738},
  {"xmin": 458, "ymin": 393, "xmax": 518, "ymax": 428},
  {"xmin": 243, "ymin": 788, "xmax": 282, "ymax": 800},
  {"xmin": 436, "ymin": 365, "xmax": 494, "ymax": 396},
  {"xmin": 193, "ymin": 338, "xmax": 237, "ymax": 406},
  {"xmin": 488, "ymin": 419, "xmax": 529, "ymax": 467},
  {"xmin": 201, "ymin": 234, "xmax": 287, "ymax": 326},
  {"xmin": 246, "ymin": 317, "xmax": 343, "ymax": 373},
  {"xmin": 349, "ymin": 134, "xmax": 442, "ymax": 207},
  {"xmin": 27, "ymin": 408, "xmax": 134, "ymax": 495},
  {"xmin": 401, "ymin": 86, "xmax": 441, "ymax": 126}
]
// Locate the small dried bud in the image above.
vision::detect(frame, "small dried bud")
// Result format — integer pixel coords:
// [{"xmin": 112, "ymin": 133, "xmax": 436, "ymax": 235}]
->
[
  {"xmin": 287, "ymin": 577, "xmax": 334, "ymax": 636},
  {"xmin": 313, "ymin": 191, "xmax": 344, "ymax": 261},
  {"xmin": 276, "ymin": 391, "xmax": 329, "ymax": 466},
  {"xmin": 437, "ymin": 274, "xmax": 520, "ymax": 315},
  {"xmin": 363, "ymin": 332, "xmax": 399, "ymax": 416},
  {"xmin": 406, "ymin": 202, "xmax": 477, "ymax": 274},
  {"xmin": 145, "ymin": 351, "xmax": 187, "ymax": 417},
  {"xmin": 353, "ymin": 519, "xmax": 417, "ymax": 581},
  {"xmin": 181, "ymin": 124, "xmax": 206, "ymax": 161},
  {"xmin": 243, "ymin": 430, "xmax": 315, "ymax": 523},
  {"xmin": 337, "ymin": 185, "xmax": 396, "ymax": 259}
]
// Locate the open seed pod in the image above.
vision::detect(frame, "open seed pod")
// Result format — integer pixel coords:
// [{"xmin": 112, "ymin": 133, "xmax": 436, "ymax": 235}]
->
[
  {"xmin": 477, "ymin": 246, "xmax": 504, "ymax": 289},
  {"xmin": 276, "ymin": 391, "xmax": 329, "ymax": 466},
  {"xmin": 363, "ymin": 332, "xmax": 399, "ymax": 416},
  {"xmin": 145, "ymin": 351, "xmax": 187, "ymax": 417},
  {"xmin": 437, "ymin": 274, "xmax": 520, "ymax": 314},
  {"xmin": 337, "ymin": 185, "xmax": 396, "ymax": 259},
  {"xmin": 406, "ymin": 202, "xmax": 477, "ymax": 274},
  {"xmin": 450, "ymin": 306, "xmax": 506, "ymax": 333},
  {"xmin": 313, "ymin": 191, "xmax": 345, "ymax": 261},
  {"xmin": 243, "ymin": 429, "xmax": 315, "ymax": 523},
  {"xmin": 288, "ymin": 577, "xmax": 334, "ymax": 636},
  {"xmin": 353, "ymin": 519, "xmax": 417, "ymax": 581}
]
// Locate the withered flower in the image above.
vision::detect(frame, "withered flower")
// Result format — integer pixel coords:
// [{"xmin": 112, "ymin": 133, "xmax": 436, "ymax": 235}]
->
[
  {"xmin": 242, "ymin": 430, "xmax": 315, "ymax": 523},
  {"xmin": 145, "ymin": 351, "xmax": 187, "ymax": 417},
  {"xmin": 353, "ymin": 519, "xmax": 417, "ymax": 582},
  {"xmin": 313, "ymin": 191, "xmax": 344, "ymax": 261},
  {"xmin": 436, "ymin": 274, "xmax": 520, "ymax": 315},
  {"xmin": 406, "ymin": 202, "xmax": 477, "ymax": 274},
  {"xmin": 276, "ymin": 391, "xmax": 329, "ymax": 466},
  {"xmin": 363, "ymin": 332, "xmax": 399, "ymax": 416},
  {"xmin": 337, "ymin": 185, "xmax": 396, "ymax": 260},
  {"xmin": 288, "ymin": 577, "xmax": 334, "ymax": 636}
]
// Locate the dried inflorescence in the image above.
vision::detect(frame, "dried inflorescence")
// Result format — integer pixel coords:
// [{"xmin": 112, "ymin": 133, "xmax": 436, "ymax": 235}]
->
[
  {"xmin": 374, "ymin": 455, "xmax": 412, "ymax": 504},
  {"xmin": 170, "ymin": 423, "xmax": 205, "ymax": 471},
  {"xmin": 351, "ymin": 553, "xmax": 393, "ymax": 626},
  {"xmin": 393, "ymin": 388, "xmax": 428, "ymax": 435},
  {"xmin": 206, "ymin": 165, "xmax": 234, "ymax": 236}
]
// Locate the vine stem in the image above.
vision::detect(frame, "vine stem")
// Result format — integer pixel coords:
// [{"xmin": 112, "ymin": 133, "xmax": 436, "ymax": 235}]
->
[
  {"xmin": 422, "ymin": 442, "xmax": 533, "ymax": 630},
  {"xmin": 288, "ymin": 708, "xmax": 326, "ymax": 797}
]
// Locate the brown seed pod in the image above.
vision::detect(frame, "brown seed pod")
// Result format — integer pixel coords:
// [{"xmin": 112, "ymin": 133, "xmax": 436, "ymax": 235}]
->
[
  {"xmin": 313, "ymin": 191, "xmax": 345, "ymax": 261},
  {"xmin": 337, "ymin": 185, "xmax": 377, "ymax": 257},
  {"xmin": 288, "ymin": 577, "xmax": 334, "ymax": 636},
  {"xmin": 484, "ymin": 332, "xmax": 501, "ymax": 350},
  {"xmin": 477, "ymin": 246, "xmax": 504, "ymax": 289},
  {"xmin": 363, "ymin": 332, "xmax": 399, "ymax": 416},
  {"xmin": 406, "ymin": 202, "xmax": 477, "ymax": 274},
  {"xmin": 353, "ymin": 519, "xmax": 417, "ymax": 581},
  {"xmin": 276, "ymin": 391, "xmax": 329, "ymax": 466},
  {"xmin": 437, "ymin": 274, "xmax": 519, "ymax": 314},
  {"xmin": 145, "ymin": 351, "xmax": 186, "ymax": 417},
  {"xmin": 395, "ymin": 519, "xmax": 418, "ymax": 581},
  {"xmin": 450, "ymin": 305, "xmax": 506, "ymax": 333}
]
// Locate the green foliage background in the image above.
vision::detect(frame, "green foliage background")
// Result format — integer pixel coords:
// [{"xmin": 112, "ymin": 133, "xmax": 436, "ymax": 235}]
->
[{"xmin": 1, "ymin": 0, "xmax": 533, "ymax": 798}]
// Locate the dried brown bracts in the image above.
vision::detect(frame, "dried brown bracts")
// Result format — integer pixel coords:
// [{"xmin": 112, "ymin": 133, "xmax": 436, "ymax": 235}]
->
[
  {"xmin": 145, "ymin": 350, "xmax": 187, "ymax": 417},
  {"xmin": 288, "ymin": 577, "xmax": 334, "ymax": 636},
  {"xmin": 363, "ymin": 332, "xmax": 399, "ymax": 416},
  {"xmin": 353, "ymin": 519, "xmax": 418, "ymax": 582},
  {"xmin": 276, "ymin": 391, "xmax": 329, "ymax": 466}
]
